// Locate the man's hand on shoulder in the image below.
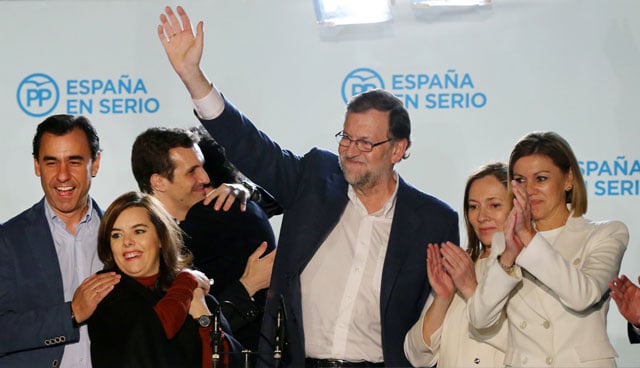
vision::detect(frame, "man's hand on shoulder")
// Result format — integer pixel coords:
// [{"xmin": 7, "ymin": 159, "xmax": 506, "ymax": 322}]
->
[
  {"xmin": 71, "ymin": 272, "xmax": 121, "ymax": 324},
  {"xmin": 204, "ymin": 183, "xmax": 250, "ymax": 212}
]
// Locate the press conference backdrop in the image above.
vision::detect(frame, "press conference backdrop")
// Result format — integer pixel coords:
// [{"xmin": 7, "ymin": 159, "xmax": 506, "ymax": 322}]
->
[{"xmin": 2, "ymin": 0, "xmax": 638, "ymax": 364}]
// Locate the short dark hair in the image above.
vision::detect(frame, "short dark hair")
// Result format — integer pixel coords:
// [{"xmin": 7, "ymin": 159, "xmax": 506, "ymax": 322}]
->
[
  {"xmin": 346, "ymin": 89, "xmax": 411, "ymax": 159},
  {"xmin": 508, "ymin": 131, "xmax": 587, "ymax": 217},
  {"xmin": 32, "ymin": 114, "xmax": 101, "ymax": 160},
  {"xmin": 188, "ymin": 126, "xmax": 242, "ymax": 187},
  {"xmin": 97, "ymin": 191, "xmax": 192, "ymax": 291},
  {"xmin": 463, "ymin": 162, "xmax": 509, "ymax": 262},
  {"xmin": 131, "ymin": 127, "xmax": 198, "ymax": 194}
]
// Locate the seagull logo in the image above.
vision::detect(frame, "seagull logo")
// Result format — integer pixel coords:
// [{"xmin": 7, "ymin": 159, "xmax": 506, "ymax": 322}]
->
[
  {"xmin": 341, "ymin": 68, "xmax": 385, "ymax": 104},
  {"xmin": 17, "ymin": 73, "xmax": 60, "ymax": 117}
]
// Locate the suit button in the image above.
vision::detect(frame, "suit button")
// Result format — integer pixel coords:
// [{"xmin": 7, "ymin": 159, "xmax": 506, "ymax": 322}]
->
[
  {"xmin": 474, "ymin": 357, "xmax": 480, "ymax": 364},
  {"xmin": 520, "ymin": 321, "xmax": 527, "ymax": 329},
  {"xmin": 52, "ymin": 359, "xmax": 59, "ymax": 367},
  {"xmin": 573, "ymin": 258, "xmax": 581, "ymax": 265},
  {"xmin": 546, "ymin": 357, "xmax": 553, "ymax": 365},
  {"xmin": 542, "ymin": 320, "xmax": 550, "ymax": 329}
]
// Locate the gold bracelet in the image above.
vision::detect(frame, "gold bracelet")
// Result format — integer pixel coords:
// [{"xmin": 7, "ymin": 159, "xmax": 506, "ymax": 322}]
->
[{"xmin": 497, "ymin": 254, "xmax": 514, "ymax": 273}]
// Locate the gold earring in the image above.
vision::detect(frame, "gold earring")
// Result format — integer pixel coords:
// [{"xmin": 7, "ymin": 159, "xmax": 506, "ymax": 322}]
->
[{"xmin": 565, "ymin": 186, "xmax": 573, "ymax": 192}]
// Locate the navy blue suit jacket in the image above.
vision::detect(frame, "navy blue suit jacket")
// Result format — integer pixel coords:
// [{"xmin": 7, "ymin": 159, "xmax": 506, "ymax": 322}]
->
[
  {"xmin": 200, "ymin": 99, "xmax": 459, "ymax": 367},
  {"xmin": 0, "ymin": 198, "xmax": 101, "ymax": 367},
  {"xmin": 629, "ymin": 322, "xmax": 640, "ymax": 344},
  {"xmin": 181, "ymin": 199, "xmax": 276, "ymax": 351}
]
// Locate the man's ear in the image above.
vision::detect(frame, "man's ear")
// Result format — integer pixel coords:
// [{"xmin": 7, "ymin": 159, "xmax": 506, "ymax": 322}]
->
[
  {"xmin": 150, "ymin": 173, "xmax": 166, "ymax": 193},
  {"xmin": 391, "ymin": 138, "xmax": 408, "ymax": 164},
  {"xmin": 34, "ymin": 158, "xmax": 41, "ymax": 177},
  {"xmin": 90, "ymin": 152, "xmax": 101, "ymax": 178}
]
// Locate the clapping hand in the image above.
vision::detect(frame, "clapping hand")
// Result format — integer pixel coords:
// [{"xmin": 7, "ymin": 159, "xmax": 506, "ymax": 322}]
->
[
  {"xmin": 440, "ymin": 242, "xmax": 477, "ymax": 300},
  {"xmin": 427, "ymin": 243, "xmax": 454, "ymax": 301},
  {"xmin": 610, "ymin": 275, "xmax": 640, "ymax": 326}
]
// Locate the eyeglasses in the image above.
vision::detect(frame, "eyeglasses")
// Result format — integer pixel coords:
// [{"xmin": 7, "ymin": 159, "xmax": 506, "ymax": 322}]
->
[{"xmin": 334, "ymin": 131, "xmax": 393, "ymax": 152}]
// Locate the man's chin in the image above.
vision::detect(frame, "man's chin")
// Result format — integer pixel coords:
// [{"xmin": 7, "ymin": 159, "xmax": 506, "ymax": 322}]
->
[{"xmin": 344, "ymin": 173, "xmax": 370, "ymax": 188}]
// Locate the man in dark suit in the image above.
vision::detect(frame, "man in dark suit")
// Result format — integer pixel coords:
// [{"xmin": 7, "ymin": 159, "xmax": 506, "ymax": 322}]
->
[
  {"xmin": 610, "ymin": 274, "xmax": 640, "ymax": 344},
  {"xmin": 131, "ymin": 127, "xmax": 277, "ymax": 352},
  {"xmin": 157, "ymin": 6, "xmax": 459, "ymax": 367},
  {"xmin": 0, "ymin": 115, "xmax": 120, "ymax": 367}
]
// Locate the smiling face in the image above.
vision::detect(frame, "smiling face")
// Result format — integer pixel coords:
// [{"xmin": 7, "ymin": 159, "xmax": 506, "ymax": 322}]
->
[
  {"xmin": 338, "ymin": 109, "xmax": 406, "ymax": 191},
  {"xmin": 34, "ymin": 128, "xmax": 100, "ymax": 224},
  {"xmin": 154, "ymin": 145, "xmax": 210, "ymax": 220},
  {"xmin": 512, "ymin": 153, "xmax": 573, "ymax": 230},
  {"xmin": 110, "ymin": 206, "xmax": 161, "ymax": 278},
  {"xmin": 467, "ymin": 175, "xmax": 510, "ymax": 247}
]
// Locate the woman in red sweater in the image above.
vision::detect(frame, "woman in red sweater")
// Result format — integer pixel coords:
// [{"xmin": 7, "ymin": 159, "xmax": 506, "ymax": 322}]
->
[{"xmin": 88, "ymin": 191, "xmax": 236, "ymax": 368}]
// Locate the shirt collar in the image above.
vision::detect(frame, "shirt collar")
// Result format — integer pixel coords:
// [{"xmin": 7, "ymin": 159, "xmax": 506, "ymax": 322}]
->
[
  {"xmin": 44, "ymin": 197, "xmax": 95, "ymax": 226},
  {"xmin": 347, "ymin": 171, "xmax": 399, "ymax": 218}
]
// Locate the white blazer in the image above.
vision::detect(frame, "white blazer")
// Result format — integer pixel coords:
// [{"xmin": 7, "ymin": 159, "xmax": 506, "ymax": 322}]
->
[
  {"xmin": 404, "ymin": 257, "xmax": 507, "ymax": 367},
  {"xmin": 467, "ymin": 216, "xmax": 628, "ymax": 367}
]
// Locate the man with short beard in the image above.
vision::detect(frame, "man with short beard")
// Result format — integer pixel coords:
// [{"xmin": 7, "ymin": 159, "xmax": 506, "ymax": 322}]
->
[{"xmin": 157, "ymin": 6, "xmax": 459, "ymax": 367}]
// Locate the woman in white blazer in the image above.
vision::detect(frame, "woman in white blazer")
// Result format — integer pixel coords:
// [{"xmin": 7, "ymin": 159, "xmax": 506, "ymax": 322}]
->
[
  {"xmin": 468, "ymin": 131, "xmax": 629, "ymax": 367},
  {"xmin": 404, "ymin": 163, "xmax": 509, "ymax": 367}
]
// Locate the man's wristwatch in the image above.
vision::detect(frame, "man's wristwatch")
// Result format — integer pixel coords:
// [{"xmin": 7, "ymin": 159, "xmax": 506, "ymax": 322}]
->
[
  {"xmin": 241, "ymin": 180, "xmax": 261, "ymax": 202},
  {"xmin": 197, "ymin": 315, "xmax": 214, "ymax": 328}
]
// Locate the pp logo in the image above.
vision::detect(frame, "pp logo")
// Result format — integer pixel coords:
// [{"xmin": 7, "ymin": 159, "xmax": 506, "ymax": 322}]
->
[
  {"xmin": 341, "ymin": 68, "xmax": 385, "ymax": 104},
  {"xmin": 17, "ymin": 73, "xmax": 60, "ymax": 117}
]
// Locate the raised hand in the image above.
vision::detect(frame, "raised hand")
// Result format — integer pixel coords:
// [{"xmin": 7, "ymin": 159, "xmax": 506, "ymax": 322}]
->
[
  {"xmin": 157, "ymin": 6, "xmax": 211, "ymax": 99},
  {"xmin": 158, "ymin": 6, "xmax": 201, "ymax": 76}
]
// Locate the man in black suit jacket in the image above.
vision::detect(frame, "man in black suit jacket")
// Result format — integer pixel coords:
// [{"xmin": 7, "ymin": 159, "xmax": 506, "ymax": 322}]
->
[
  {"xmin": 610, "ymin": 274, "xmax": 640, "ymax": 344},
  {"xmin": 157, "ymin": 6, "xmax": 459, "ymax": 367},
  {"xmin": 0, "ymin": 115, "xmax": 120, "ymax": 367},
  {"xmin": 131, "ymin": 127, "xmax": 277, "ymax": 352}
]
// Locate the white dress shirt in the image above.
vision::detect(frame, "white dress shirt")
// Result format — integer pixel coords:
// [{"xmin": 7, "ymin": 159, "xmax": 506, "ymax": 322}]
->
[
  {"xmin": 193, "ymin": 85, "xmax": 399, "ymax": 362},
  {"xmin": 300, "ymin": 183, "xmax": 397, "ymax": 362}
]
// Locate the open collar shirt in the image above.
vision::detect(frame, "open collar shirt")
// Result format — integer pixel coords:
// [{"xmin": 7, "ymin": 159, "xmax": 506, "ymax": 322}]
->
[
  {"xmin": 45, "ymin": 199, "xmax": 103, "ymax": 368},
  {"xmin": 194, "ymin": 86, "xmax": 399, "ymax": 362},
  {"xmin": 300, "ymin": 180, "xmax": 398, "ymax": 362}
]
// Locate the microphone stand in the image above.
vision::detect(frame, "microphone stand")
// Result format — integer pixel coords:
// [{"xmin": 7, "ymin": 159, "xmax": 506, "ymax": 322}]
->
[
  {"xmin": 211, "ymin": 304, "xmax": 221, "ymax": 368},
  {"xmin": 211, "ymin": 296, "xmax": 288, "ymax": 368},
  {"xmin": 273, "ymin": 295, "xmax": 287, "ymax": 368},
  {"xmin": 273, "ymin": 309, "xmax": 282, "ymax": 368}
]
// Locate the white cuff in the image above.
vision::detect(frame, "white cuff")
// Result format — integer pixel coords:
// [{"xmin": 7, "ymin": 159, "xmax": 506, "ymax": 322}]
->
[{"xmin": 192, "ymin": 85, "xmax": 225, "ymax": 120}]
